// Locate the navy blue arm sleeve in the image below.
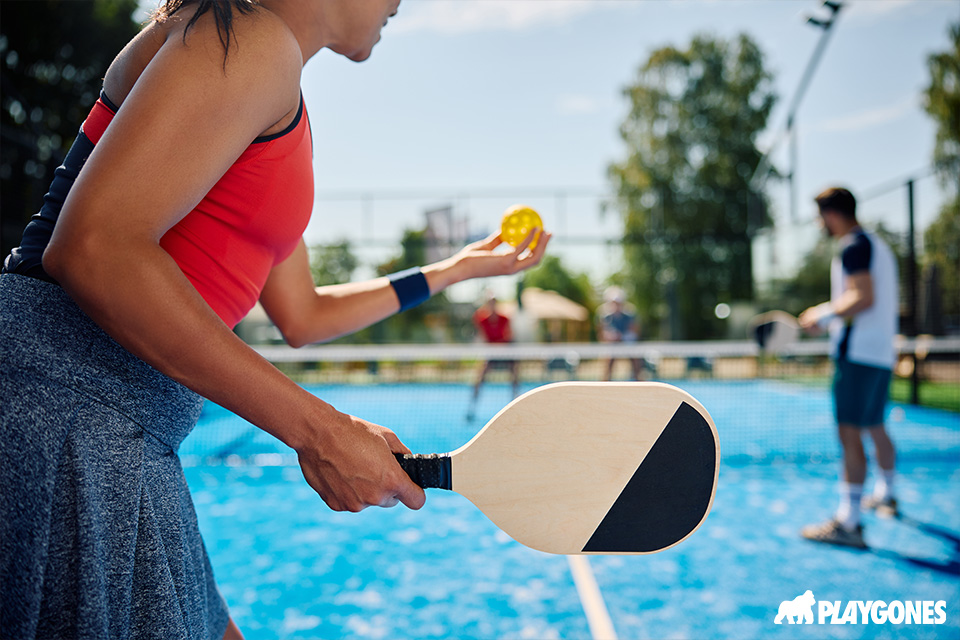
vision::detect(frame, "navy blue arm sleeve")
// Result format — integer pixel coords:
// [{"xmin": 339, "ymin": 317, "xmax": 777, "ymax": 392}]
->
[{"xmin": 841, "ymin": 233, "xmax": 872, "ymax": 275}]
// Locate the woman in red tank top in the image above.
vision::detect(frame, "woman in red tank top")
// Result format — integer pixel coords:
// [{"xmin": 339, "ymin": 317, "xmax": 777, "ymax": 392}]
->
[{"xmin": 0, "ymin": 2, "xmax": 551, "ymax": 638}]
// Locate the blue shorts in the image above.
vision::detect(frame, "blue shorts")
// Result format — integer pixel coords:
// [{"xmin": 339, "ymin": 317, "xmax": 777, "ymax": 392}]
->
[{"xmin": 833, "ymin": 357, "xmax": 892, "ymax": 427}]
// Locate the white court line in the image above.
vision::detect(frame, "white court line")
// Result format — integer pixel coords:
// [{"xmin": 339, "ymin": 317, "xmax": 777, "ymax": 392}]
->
[{"xmin": 567, "ymin": 555, "xmax": 618, "ymax": 640}]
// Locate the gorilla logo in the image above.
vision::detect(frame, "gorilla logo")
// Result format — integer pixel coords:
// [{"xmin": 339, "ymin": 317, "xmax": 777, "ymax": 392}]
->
[{"xmin": 775, "ymin": 591, "xmax": 816, "ymax": 624}]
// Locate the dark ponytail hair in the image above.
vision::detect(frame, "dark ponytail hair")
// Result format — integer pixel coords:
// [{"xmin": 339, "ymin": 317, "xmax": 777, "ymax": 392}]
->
[{"xmin": 153, "ymin": 0, "xmax": 259, "ymax": 57}]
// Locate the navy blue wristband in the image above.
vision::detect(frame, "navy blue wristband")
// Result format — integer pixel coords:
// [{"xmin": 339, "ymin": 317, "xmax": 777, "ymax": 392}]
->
[{"xmin": 388, "ymin": 267, "xmax": 431, "ymax": 311}]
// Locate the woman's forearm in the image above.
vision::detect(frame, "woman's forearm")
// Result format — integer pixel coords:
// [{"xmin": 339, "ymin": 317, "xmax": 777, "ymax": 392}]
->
[
  {"xmin": 281, "ymin": 257, "xmax": 468, "ymax": 346},
  {"xmin": 46, "ymin": 238, "xmax": 334, "ymax": 452},
  {"xmin": 46, "ymin": 237, "xmax": 424, "ymax": 512},
  {"xmin": 263, "ymin": 231, "xmax": 549, "ymax": 348}
]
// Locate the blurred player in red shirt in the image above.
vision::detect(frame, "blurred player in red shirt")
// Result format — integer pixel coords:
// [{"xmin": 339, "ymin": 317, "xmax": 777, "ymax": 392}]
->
[{"xmin": 467, "ymin": 293, "xmax": 519, "ymax": 421}]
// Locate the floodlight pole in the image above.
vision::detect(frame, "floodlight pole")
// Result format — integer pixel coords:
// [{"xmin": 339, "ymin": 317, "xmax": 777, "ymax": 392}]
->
[
  {"xmin": 749, "ymin": 1, "xmax": 843, "ymax": 222},
  {"xmin": 785, "ymin": 1, "xmax": 843, "ymax": 222}
]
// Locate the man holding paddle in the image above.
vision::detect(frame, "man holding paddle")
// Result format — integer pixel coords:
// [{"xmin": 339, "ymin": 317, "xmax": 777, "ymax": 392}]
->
[{"xmin": 798, "ymin": 187, "xmax": 900, "ymax": 549}]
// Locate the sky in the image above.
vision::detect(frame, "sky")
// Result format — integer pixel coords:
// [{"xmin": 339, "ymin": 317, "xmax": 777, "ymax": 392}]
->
[{"xmin": 141, "ymin": 0, "xmax": 960, "ymax": 303}]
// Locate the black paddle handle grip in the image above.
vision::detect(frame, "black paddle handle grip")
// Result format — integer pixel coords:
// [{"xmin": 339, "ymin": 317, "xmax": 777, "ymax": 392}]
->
[{"xmin": 394, "ymin": 453, "xmax": 452, "ymax": 490}]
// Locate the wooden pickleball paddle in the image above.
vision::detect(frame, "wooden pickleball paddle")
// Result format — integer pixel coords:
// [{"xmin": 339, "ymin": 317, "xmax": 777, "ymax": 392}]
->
[{"xmin": 396, "ymin": 381, "xmax": 719, "ymax": 555}]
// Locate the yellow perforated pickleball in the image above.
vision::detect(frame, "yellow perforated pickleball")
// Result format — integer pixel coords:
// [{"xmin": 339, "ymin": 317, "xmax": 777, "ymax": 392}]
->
[{"xmin": 500, "ymin": 205, "xmax": 543, "ymax": 249}]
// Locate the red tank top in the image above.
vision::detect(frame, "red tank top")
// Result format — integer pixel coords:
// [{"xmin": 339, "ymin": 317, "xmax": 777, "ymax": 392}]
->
[
  {"xmin": 81, "ymin": 94, "xmax": 313, "ymax": 328},
  {"xmin": 474, "ymin": 308, "xmax": 511, "ymax": 343}
]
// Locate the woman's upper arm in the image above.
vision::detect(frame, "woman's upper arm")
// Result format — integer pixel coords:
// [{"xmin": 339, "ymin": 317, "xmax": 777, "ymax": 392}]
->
[
  {"xmin": 46, "ymin": 13, "xmax": 302, "ymax": 264},
  {"xmin": 259, "ymin": 240, "xmax": 409, "ymax": 347},
  {"xmin": 258, "ymin": 240, "xmax": 321, "ymax": 342}
]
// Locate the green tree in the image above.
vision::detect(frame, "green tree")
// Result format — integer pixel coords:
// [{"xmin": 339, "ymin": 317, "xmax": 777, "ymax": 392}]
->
[
  {"xmin": 1, "ymin": 0, "xmax": 142, "ymax": 257},
  {"xmin": 923, "ymin": 200, "xmax": 959, "ymax": 327},
  {"xmin": 922, "ymin": 22, "xmax": 960, "ymax": 328},
  {"xmin": 924, "ymin": 23, "xmax": 960, "ymax": 185},
  {"xmin": 309, "ymin": 240, "xmax": 358, "ymax": 286},
  {"xmin": 609, "ymin": 33, "xmax": 776, "ymax": 339}
]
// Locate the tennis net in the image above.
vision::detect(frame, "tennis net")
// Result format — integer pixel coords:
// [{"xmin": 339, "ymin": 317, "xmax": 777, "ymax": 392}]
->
[{"xmin": 181, "ymin": 337, "xmax": 960, "ymax": 465}]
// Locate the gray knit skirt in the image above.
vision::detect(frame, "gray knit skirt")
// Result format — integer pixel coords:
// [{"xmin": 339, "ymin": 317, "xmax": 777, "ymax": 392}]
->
[{"xmin": 0, "ymin": 274, "xmax": 229, "ymax": 639}]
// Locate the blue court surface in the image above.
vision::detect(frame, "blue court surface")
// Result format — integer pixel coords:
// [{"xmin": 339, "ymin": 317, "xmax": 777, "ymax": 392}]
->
[{"xmin": 183, "ymin": 381, "xmax": 960, "ymax": 639}]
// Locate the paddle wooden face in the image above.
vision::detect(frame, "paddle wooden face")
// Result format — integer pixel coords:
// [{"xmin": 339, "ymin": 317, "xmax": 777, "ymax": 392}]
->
[{"xmin": 396, "ymin": 382, "xmax": 719, "ymax": 555}]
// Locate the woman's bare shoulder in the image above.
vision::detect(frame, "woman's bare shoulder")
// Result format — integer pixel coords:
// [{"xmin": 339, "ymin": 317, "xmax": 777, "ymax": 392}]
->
[
  {"xmin": 164, "ymin": 5, "xmax": 302, "ymax": 88},
  {"xmin": 106, "ymin": 5, "xmax": 301, "ymax": 109}
]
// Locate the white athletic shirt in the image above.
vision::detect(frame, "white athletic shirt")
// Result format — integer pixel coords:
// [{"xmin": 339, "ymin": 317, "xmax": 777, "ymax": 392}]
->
[{"xmin": 827, "ymin": 227, "xmax": 899, "ymax": 369}]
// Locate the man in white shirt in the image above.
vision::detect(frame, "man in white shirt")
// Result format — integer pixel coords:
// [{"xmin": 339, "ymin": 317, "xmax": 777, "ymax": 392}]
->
[{"xmin": 798, "ymin": 187, "xmax": 900, "ymax": 549}]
